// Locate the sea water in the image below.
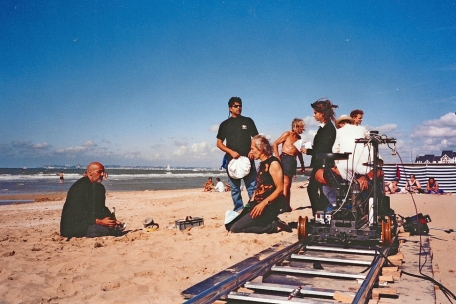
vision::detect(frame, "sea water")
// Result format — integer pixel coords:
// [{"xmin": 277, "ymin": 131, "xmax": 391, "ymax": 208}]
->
[{"xmin": 0, "ymin": 168, "xmax": 228, "ymax": 195}]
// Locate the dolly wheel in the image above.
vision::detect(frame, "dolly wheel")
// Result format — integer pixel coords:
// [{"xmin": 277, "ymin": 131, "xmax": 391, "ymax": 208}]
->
[
  {"xmin": 385, "ymin": 217, "xmax": 392, "ymax": 245},
  {"xmin": 298, "ymin": 216, "xmax": 308, "ymax": 241},
  {"xmin": 382, "ymin": 217, "xmax": 392, "ymax": 246}
]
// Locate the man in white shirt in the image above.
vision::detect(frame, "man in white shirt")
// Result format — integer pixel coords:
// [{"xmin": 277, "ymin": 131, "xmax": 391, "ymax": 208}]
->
[
  {"xmin": 332, "ymin": 123, "xmax": 371, "ymax": 182},
  {"xmin": 318, "ymin": 123, "xmax": 379, "ymax": 208},
  {"xmin": 214, "ymin": 178, "xmax": 225, "ymax": 192}
]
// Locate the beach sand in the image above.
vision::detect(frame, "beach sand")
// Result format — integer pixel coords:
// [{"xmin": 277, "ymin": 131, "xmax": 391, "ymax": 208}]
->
[{"xmin": 0, "ymin": 188, "xmax": 455, "ymax": 303}]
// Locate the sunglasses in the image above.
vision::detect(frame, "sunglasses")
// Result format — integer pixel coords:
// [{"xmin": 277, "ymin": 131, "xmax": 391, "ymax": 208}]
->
[{"xmin": 231, "ymin": 104, "xmax": 242, "ymax": 109}]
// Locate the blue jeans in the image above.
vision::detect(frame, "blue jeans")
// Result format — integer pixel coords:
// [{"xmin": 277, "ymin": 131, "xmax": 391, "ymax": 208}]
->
[
  {"xmin": 228, "ymin": 163, "xmax": 257, "ymax": 212},
  {"xmin": 322, "ymin": 185, "xmax": 337, "ymax": 207}
]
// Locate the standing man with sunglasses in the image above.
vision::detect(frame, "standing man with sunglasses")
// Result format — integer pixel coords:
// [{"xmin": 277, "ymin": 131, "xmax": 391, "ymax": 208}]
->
[
  {"xmin": 60, "ymin": 162, "xmax": 123, "ymax": 238},
  {"xmin": 217, "ymin": 97, "xmax": 259, "ymax": 212}
]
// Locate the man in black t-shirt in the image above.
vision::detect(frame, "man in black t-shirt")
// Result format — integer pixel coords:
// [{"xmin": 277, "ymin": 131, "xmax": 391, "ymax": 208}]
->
[{"xmin": 216, "ymin": 97, "xmax": 259, "ymax": 211}]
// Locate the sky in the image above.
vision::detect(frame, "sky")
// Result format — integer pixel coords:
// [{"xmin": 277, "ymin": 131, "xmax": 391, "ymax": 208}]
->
[{"xmin": 1, "ymin": 1, "xmax": 456, "ymax": 168}]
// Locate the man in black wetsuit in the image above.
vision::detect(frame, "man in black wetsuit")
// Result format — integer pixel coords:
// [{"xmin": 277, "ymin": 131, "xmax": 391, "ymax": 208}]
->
[
  {"xmin": 216, "ymin": 97, "xmax": 259, "ymax": 212},
  {"xmin": 60, "ymin": 162, "xmax": 123, "ymax": 238}
]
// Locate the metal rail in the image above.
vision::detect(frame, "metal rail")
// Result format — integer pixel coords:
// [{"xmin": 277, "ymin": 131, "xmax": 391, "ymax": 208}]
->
[
  {"xmin": 183, "ymin": 240, "xmax": 303, "ymax": 304},
  {"xmin": 352, "ymin": 233, "xmax": 398, "ymax": 303},
  {"xmin": 183, "ymin": 234, "xmax": 397, "ymax": 303}
]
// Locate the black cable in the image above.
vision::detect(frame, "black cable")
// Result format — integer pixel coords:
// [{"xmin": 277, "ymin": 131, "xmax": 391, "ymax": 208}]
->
[
  {"xmin": 372, "ymin": 246, "xmax": 456, "ymax": 302},
  {"xmin": 380, "ymin": 145, "xmax": 455, "ymax": 302}
]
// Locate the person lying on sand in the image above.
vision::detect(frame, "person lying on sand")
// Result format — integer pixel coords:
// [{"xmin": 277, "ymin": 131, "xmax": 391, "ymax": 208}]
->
[
  {"xmin": 60, "ymin": 162, "xmax": 124, "ymax": 238},
  {"xmin": 385, "ymin": 178, "xmax": 401, "ymax": 194}
]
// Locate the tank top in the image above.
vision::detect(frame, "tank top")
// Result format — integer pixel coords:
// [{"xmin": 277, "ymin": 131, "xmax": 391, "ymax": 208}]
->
[{"xmin": 253, "ymin": 156, "xmax": 285, "ymax": 210}]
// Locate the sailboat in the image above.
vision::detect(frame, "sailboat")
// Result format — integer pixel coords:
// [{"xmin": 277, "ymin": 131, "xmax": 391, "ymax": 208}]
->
[{"xmin": 165, "ymin": 164, "xmax": 172, "ymax": 174}]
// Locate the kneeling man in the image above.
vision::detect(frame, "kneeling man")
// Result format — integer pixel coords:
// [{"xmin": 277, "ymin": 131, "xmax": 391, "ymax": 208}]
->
[{"xmin": 60, "ymin": 162, "xmax": 123, "ymax": 238}]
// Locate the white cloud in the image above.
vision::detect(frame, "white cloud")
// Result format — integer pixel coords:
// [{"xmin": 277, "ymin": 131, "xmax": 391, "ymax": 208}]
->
[
  {"xmin": 365, "ymin": 124, "xmax": 397, "ymax": 134},
  {"xmin": 121, "ymin": 150, "xmax": 142, "ymax": 159},
  {"xmin": 439, "ymin": 112, "xmax": 456, "ymax": 126},
  {"xmin": 423, "ymin": 112, "xmax": 456, "ymax": 127},
  {"xmin": 210, "ymin": 125, "xmax": 219, "ymax": 132},
  {"xmin": 54, "ymin": 146, "xmax": 88, "ymax": 155},
  {"xmin": 172, "ymin": 141, "xmax": 210, "ymax": 157},
  {"xmin": 174, "ymin": 139, "xmax": 188, "ymax": 146},
  {"xmin": 190, "ymin": 142, "xmax": 208, "ymax": 153},
  {"xmin": 32, "ymin": 143, "xmax": 51, "ymax": 150},
  {"xmin": 82, "ymin": 140, "xmax": 96, "ymax": 147},
  {"xmin": 416, "ymin": 126, "xmax": 456, "ymax": 137},
  {"xmin": 12, "ymin": 140, "xmax": 32, "ymax": 148},
  {"xmin": 303, "ymin": 116, "xmax": 319, "ymax": 127},
  {"xmin": 405, "ymin": 112, "xmax": 456, "ymax": 159},
  {"xmin": 172, "ymin": 146, "xmax": 188, "ymax": 156}
]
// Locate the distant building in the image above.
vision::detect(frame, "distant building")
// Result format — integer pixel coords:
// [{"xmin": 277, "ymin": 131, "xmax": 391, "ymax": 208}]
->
[{"xmin": 415, "ymin": 150, "xmax": 456, "ymax": 164}]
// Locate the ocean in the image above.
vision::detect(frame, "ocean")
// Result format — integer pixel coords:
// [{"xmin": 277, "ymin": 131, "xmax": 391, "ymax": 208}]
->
[{"xmin": 0, "ymin": 168, "xmax": 228, "ymax": 196}]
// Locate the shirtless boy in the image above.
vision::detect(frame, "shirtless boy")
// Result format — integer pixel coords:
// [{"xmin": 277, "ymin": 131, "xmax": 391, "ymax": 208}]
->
[{"xmin": 273, "ymin": 118, "xmax": 306, "ymax": 212}]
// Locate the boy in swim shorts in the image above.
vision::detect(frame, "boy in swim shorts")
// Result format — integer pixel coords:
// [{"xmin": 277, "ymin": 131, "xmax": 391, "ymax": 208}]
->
[{"xmin": 273, "ymin": 118, "xmax": 306, "ymax": 212}]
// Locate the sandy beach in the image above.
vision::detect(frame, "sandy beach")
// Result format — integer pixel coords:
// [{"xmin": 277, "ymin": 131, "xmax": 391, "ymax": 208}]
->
[{"xmin": 1, "ymin": 188, "xmax": 455, "ymax": 303}]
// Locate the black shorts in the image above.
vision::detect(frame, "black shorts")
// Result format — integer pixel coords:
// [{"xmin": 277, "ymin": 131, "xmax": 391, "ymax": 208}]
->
[{"xmin": 280, "ymin": 153, "xmax": 297, "ymax": 177}]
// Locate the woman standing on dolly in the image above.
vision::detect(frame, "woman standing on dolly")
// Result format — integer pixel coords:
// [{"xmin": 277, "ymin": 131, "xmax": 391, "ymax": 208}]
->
[{"xmin": 300, "ymin": 99, "xmax": 338, "ymax": 216}]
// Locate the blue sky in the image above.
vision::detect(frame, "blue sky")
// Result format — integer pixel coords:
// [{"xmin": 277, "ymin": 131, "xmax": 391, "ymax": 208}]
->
[{"xmin": 1, "ymin": 1, "xmax": 455, "ymax": 168}]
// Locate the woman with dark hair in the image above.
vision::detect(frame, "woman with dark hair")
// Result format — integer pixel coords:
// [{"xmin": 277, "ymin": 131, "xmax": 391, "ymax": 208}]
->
[
  {"xmin": 426, "ymin": 177, "xmax": 451, "ymax": 195},
  {"xmin": 229, "ymin": 135, "xmax": 292, "ymax": 234},
  {"xmin": 301, "ymin": 98, "xmax": 338, "ymax": 215},
  {"xmin": 405, "ymin": 174, "xmax": 421, "ymax": 193}
]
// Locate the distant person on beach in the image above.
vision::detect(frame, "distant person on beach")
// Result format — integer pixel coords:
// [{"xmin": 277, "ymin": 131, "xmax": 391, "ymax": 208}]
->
[
  {"xmin": 216, "ymin": 97, "xmax": 259, "ymax": 212},
  {"xmin": 203, "ymin": 177, "xmax": 214, "ymax": 192},
  {"xmin": 60, "ymin": 162, "xmax": 124, "ymax": 238},
  {"xmin": 273, "ymin": 118, "xmax": 306, "ymax": 212},
  {"xmin": 426, "ymin": 177, "xmax": 451, "ymax": 195},
  {"xmin": 59, "ymin": 172, "xmax": 64, "ymax": 183},
  {"xmin": 228, "ymin": 135, "xmax": 292, "ymax": 234},
  {"xmin": 350, "ymin": 109, "xmax": 364, "ymax": 126},
  {"xmin": 385, "ymin": 178, "xmax": 401, "ymax": 194},
  {"xmin": 405, "ymin": 174, "xmax": 421, "ymax": 193},
  {"xmin": 214, "ymin": 178, "xmax": 225, "ymax": 192}
]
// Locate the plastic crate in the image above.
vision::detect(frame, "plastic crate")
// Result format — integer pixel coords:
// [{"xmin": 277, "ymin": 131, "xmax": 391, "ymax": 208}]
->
[{"xmin": 175, "ymin": 217, "xmax": 204, "ymax": 230}]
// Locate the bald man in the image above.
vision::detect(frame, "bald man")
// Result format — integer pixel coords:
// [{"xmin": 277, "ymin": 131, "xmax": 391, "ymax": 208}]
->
[{"xmin": 60, "ymin": 162, "xmax": 123, "ymax": 238}]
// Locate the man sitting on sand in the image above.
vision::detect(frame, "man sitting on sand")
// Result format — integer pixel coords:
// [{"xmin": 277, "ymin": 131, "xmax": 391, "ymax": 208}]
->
[
  {"xmin": 203, "ymin": 177, "xmax": 214, "ymax": 192},
  {"xmin": 60, "ymin": 162, "xmax": 124, "ymax": 238},
  {"xmin": 214, "ymin": 178, "xmax": 225, "ymax": 192}
]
